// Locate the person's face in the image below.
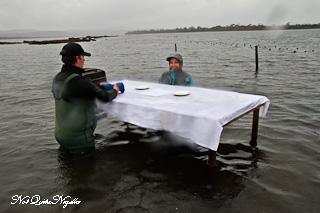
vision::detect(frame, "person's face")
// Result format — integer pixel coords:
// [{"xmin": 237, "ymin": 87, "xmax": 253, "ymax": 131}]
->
[
  {"xmin": 75, "ymin": 55, "xmax": 85, "ymax": 68},
  {"xmin": 169, "ymin": 58, "xmax": 180, "ymax": 69}
]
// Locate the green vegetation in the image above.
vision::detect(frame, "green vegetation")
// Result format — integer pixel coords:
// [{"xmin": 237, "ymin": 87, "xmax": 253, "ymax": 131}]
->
[{"xmin": 126, "ymin": 23, "xmax": 320, "ymax": 35}]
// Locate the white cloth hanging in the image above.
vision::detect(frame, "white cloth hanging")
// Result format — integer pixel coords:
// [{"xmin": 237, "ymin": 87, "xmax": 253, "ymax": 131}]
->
[{"xmin": 96, "ymin": 80, "xmax": 270, "ymax": 151}]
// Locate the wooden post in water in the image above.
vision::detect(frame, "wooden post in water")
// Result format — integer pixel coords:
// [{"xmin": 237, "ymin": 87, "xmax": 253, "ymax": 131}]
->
[
  {"xmin": 175, "ymin": 44, "xmax": 177, "ymax": 52},
  {"xmin": 250, "ymin": 108, "xmax": 260, "ymax": 147},
  {"xmin": 208, "ymin": 150, "xmax": 217, "ymax": 167},
  {"xmin": 255, "ymin": 45, "xmax": 259, "ymax": 71}
]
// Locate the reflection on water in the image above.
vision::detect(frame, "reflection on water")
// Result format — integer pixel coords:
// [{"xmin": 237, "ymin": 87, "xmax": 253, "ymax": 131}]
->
[{"xmin": 54, "ymin": 119, "xmax": 264, "ymax": 212}]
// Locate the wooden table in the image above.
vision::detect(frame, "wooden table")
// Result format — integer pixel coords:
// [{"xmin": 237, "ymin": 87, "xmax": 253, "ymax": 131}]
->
[{"xmin": 96, "ymin": 80, "xmax": 270, "ymax": 167}]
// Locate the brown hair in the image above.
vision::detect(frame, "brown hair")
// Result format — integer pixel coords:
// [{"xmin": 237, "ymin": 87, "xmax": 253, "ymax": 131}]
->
[{"xmin": 60, "ymin": 50, "xmax": 77, "ymax": 65}]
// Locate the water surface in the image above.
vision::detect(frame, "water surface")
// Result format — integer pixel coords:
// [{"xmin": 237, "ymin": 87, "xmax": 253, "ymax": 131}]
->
[{"xmin": 0, "ymin": 30, "xmax": 319, "ymax": 212}]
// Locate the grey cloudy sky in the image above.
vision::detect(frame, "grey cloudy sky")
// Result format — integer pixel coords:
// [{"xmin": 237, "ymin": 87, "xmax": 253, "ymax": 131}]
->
[{"xmin": 1, "ymin": 0, "xmax": 319, "ymax": 31}]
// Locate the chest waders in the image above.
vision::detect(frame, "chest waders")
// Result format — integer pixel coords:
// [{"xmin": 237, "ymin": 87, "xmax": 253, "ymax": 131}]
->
[{"xmin": 54, "ymin": 74, "xmax": 95, "ymax": 154}]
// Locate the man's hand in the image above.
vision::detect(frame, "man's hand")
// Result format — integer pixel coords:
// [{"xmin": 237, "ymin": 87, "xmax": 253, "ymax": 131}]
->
[{"xmin": 113, "ymin": 84, "xmax": 120, "ymax": 93}]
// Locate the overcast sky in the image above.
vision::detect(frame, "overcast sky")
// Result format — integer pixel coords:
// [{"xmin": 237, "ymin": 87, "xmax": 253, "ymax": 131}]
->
[{"xmin": 1, "ymin": 0, "xmax": 319, "ymax": 31}]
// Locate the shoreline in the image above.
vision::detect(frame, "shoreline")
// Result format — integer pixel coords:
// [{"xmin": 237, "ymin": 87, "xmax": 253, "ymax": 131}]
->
[
  {"xmin": 0, "ymin": 35, "xmax": 117, "ymax": 45},
  {"xmin": 125, "ymin": 24, "xmax": 320, "ymax": 35}
]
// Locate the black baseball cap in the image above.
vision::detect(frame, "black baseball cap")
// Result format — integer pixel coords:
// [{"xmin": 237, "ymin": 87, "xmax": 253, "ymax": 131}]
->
[{"xmin": 60, "ymin": 42, "xmax": 91, "ymax": 56}]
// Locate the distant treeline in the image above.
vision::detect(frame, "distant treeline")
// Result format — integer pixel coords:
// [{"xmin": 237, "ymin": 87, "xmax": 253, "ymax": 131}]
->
[{"xmin": 126, "ymin": 23, "xmax": 320, "ymax": 34}]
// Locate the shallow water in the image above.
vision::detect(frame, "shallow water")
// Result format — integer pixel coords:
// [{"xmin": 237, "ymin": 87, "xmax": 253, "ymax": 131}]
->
[{"xmin": 0, "ymin": 30, "xmax": 319, "ymax": 212}]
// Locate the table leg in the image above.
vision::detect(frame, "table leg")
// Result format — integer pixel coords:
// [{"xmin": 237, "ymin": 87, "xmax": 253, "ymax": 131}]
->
[
  {"xmin": 250, "ymin": 108, "xmax": 260, "ymax": 147},
  {"xmin": 208, "ymin": 150, "xmax": 217, "ymax": 167}
]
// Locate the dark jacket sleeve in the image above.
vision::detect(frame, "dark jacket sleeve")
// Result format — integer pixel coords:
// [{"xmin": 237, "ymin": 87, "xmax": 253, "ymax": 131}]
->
[{"xmin": 65, "ymin": 76, "xmax": 117, "ymax": 102}]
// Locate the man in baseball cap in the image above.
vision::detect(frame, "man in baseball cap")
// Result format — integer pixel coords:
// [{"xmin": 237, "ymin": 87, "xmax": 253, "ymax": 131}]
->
[
  {"xmin": 60, "ymin": 42, "xmax": 91, "ymax": 56},
  {"xmin": 52, "ymin": 42, "xmax": 120, "ymax": 156}
]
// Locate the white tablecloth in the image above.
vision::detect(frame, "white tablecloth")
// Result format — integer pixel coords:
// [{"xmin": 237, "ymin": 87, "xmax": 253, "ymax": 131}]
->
[{"xmin": 96, "ymin": 80, "xmax": 270, "ymax": 151}]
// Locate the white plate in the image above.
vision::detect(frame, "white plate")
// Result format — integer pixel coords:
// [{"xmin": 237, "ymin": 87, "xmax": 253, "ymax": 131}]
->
[
  {"xmin": 135, "ymin": 85, "xmax": 149, "ymax": 90},
  {"xmin": 173, "ymin": 90, "xmax": 190, "ymax": 96}
]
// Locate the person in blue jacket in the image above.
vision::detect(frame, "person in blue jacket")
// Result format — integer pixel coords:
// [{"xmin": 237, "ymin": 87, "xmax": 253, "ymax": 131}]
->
[{"xmin": 159, "ymin": 53, "xmax": 193, "ymax": 86}]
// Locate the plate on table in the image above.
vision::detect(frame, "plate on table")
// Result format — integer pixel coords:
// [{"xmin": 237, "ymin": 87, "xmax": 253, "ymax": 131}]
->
[
  {"xmin": 173, "ymin": 90, "xmax": 190, "ymax": 96},
  {"xmin": 135, "ymin": 85, "xmax": 149, "ymax": 90}
]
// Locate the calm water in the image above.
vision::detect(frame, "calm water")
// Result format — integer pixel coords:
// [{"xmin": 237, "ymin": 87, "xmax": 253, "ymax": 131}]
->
[{"xmin": 0, "ymin": 30, "xmax": 319, "ymax": 212}]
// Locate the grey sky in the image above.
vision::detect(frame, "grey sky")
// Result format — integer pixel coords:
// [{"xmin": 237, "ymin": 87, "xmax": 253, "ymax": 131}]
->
[{"xmin": 1, "ymin": 0, "xmax": 319, "ymax": 31}]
